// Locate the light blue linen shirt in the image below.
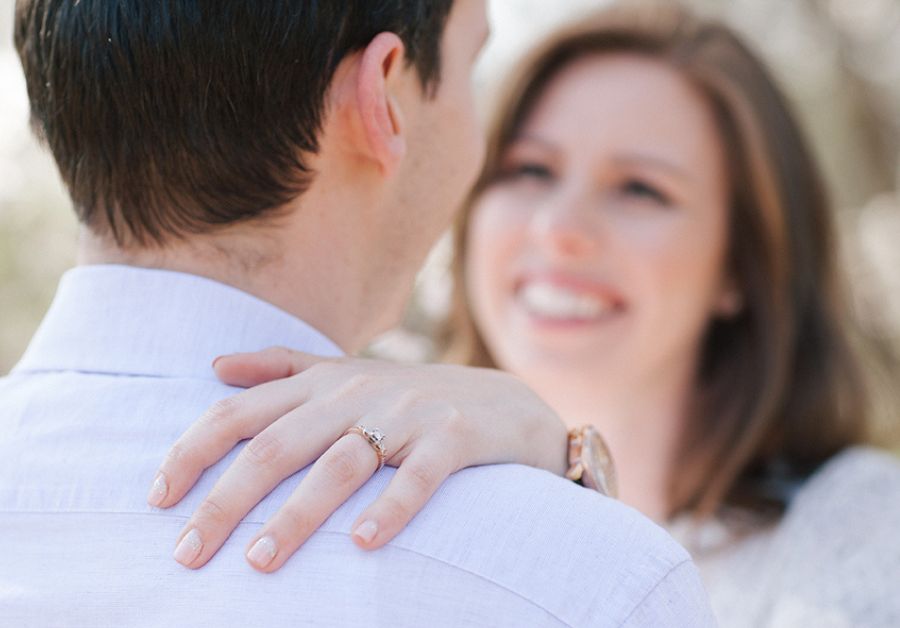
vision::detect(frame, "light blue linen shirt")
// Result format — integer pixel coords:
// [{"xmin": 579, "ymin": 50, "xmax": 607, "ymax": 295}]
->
[{"xmin": 0, "ymin": 265, "xmax": 716, "ymax": 627}]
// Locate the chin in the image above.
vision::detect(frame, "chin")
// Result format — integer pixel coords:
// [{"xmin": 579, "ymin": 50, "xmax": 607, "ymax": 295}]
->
[{"xmin": 501, "ymin": 344, "xmax": 613, "ymax": 380}]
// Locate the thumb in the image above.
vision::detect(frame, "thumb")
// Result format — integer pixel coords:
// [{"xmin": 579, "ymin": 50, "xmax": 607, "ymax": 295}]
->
[{"xmin": 212, "ymin": 346, "xmax": 329, "ymax": 388}]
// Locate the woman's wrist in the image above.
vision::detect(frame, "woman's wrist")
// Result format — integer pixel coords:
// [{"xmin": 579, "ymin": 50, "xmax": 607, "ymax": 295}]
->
[{"xmin": 532, "ymin": 408, "xmax": 570, "ymax": 477}]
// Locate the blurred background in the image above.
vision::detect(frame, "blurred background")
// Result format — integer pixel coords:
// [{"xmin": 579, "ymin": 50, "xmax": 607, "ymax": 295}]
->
[{"xmin": 2, "ymin": 0, "xmax": 899, "ymax": 442}]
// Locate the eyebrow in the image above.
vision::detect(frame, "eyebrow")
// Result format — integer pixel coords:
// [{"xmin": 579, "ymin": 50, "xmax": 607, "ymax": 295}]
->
[
  {"xmin": 512, "ymin": 135, "xmax": 693, "ymax": 181},
  {"xmin": 612, "ymin": 153, "xmax": 693, "ymax": 181},
  {"xmin": 509, "ymin": 134, "xmax": 560, "ymax": 155}
]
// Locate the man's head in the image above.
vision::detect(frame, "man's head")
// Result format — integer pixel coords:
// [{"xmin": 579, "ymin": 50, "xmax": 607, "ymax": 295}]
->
[{"xmin": 15, "ymin": 0, "xmax": 489, "ymax": 350}]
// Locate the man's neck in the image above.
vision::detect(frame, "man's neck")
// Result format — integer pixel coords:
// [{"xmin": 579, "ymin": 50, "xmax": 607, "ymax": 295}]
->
[{"xmin": 77, "ymin": 222, "xmax": 377, "ymax": 354}]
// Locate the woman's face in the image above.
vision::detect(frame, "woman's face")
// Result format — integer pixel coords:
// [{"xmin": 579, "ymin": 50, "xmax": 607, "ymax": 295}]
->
[{"xmin": 466, "ymin": 54, "xmax": 732, "ymax": 399}]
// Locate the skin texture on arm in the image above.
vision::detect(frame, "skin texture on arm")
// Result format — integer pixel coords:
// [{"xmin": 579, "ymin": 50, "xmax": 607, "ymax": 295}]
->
[{"xmin": 149, "ymin": 347, "xmax": 568, "ymax": 572}]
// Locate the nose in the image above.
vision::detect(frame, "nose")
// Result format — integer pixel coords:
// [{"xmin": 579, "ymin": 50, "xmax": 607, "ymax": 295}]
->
[{"xmin": 529, "ymin": 186, "xmax": 601, "ymax": 259}]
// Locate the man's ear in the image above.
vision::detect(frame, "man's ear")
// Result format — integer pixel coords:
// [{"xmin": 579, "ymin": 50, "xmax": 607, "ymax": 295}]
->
[{"xmin": 354, "ymin": 32, "xmax": 408, "ymax": 177}]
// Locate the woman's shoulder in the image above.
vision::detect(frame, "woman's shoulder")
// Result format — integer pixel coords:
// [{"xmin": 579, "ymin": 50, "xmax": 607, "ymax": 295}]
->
[
  {"xmin": 668, "ymin": 449, "xmax": 900, "ymax": 626},
  {"xmin": 764, "ymin": 446, "xmax": 900, "ymax": 626},
  {"xmin": 782, "ymin": 446, "xmax": 900, "ymax": 559},
  {"xmin": 790, "ymin": 445, "xmax": 900, "ymax": 521},
  {"xmin": 814, "ymin": 445, "xmax": 900, "ymax": 483}
]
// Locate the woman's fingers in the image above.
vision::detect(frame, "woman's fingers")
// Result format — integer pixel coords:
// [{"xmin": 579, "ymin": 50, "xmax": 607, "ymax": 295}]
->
[
  {"xmin": 243, "ymin": 432, "xmax": 384, "ymax": 572},
  {"xmin": 148, "ymin": 375, "xmax": 312, "ymax": 509},
  {"xmin": 214, "ymin": 346, "xmax": 332, "ymax": 388},
  {"xmin": 151, "ymin": 356, "xmax": 568, "ymax": 573},
  {"xmin": 171, "ymin": 404, "xmax": 342, "ymax": 569},
  {"xmin": 350, "ymin": 442, "xmax": 451, "ymax": 550}
]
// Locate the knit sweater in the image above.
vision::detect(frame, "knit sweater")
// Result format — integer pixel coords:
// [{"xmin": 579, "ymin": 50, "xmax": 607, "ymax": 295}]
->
[{"xmin": 670, "ymin": 447, "xmax": 900, "ymax": 628}]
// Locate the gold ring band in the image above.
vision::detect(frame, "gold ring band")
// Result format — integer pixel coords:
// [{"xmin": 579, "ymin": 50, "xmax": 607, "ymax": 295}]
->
[{"xmin": 343, "ymin": 425, "xmax": 387, "ymax": 471}]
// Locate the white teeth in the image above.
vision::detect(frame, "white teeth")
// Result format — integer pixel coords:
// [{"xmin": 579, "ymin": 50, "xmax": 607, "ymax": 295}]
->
[{"xmin": 518, "ymin": 282, "xmax": 615, "ymax": 320}]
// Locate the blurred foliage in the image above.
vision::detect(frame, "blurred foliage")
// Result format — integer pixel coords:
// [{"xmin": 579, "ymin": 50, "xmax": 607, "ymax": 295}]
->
[{"xmin": 1, "ymin": 0, "xmax": 898, "ymax": 444}]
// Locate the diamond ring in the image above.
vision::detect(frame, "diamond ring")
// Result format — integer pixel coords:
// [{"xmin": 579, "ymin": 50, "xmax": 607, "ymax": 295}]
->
[{"xmin": 343, "ymin": 425, "xmax": 387, "ymax": 471}]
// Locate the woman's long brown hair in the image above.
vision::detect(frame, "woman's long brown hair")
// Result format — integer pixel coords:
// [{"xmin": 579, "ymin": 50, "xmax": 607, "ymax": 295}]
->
[{"xmin": 443, "ymin": 1, "xmax": 868, "ymax": 520}]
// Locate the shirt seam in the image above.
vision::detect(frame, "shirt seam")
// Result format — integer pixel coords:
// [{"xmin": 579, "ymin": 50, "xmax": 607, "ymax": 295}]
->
[
  {"xmin": 8, "ymin": 367, "xmax": 221, "ymax": 382},
  {"xmin": 617, "ymin": 558, "xmax": 695, "ymax": 626},
  {"xmin": 1, "ymin": 509, "xmax": 574, "ymax": 627}
]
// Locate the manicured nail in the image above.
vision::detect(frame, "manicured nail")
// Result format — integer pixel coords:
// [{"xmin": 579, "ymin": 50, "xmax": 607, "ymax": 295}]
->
[
  {"xmin": 246, "ymin": 536, "xmax": 278, "ymax": 569},
  {"xmin": 147, "ymin": 472, "xmax": 168, "ymax": 507},
  {"xmin": 352, "ymin": 520, "xmax": 378, "ymax": 544},
  {"xmin": 174, "ymin": 529, "xmax": 203, "ymax": 566}
]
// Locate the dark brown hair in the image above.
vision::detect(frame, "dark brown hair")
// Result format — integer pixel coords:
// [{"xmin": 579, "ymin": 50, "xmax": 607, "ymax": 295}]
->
[
  {"xmin": 15, "ymin": 0, "xmax": 454, "ymax": 247},
  {"xmin": 444, "ymin": 1, "xmax": 868, "ymax": 520}
]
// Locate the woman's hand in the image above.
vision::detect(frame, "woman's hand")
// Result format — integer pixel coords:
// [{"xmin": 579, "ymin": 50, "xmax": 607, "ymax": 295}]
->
[{"xmin": 147, "ymin": 347, "xmax": 568, "ymax": 572}]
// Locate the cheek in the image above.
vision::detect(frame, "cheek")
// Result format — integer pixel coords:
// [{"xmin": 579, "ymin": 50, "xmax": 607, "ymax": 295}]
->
[
  {"xmin": 439, "ymin": 77, "xmax": 485, "ymax": 188},
  {"xmin": 464, "ymin": 195, "xmax": 526, "ymax": 332},
  {"xmin": 622, "ymin": 209, "xmax": 728, "ymax": 338},
  {"xmin": 460, "ymin": 117, "xmax": 486, "ymax": 195},
  {"xmin": 451, "ymin": 75, "xmax": 485, "ymax": 156}
]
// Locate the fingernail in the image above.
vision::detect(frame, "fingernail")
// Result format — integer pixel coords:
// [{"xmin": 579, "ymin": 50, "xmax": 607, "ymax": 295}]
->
[
  {"xmin": 352, "ymin": 520, "xmax": 378, "ymax": 544},
  {"xmin": 212, "ymin": 356, "xmax": 223, "ymax": 369},
  {"xmin": 174, "ymin": 529, "xmax": 203, "ymax": 566},
  {"xmin": 147, "ymin": 472, "xmax": 168, "ymax": 507},
  {"xmin": 246, "ymin": 536, "xmax": 278, "ymax": 569}
]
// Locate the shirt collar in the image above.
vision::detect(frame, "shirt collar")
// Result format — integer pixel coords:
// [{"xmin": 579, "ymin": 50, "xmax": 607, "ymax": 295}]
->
[{"xmin": 13, "ymin": 264, "xmax": 344, "ymax": 380}]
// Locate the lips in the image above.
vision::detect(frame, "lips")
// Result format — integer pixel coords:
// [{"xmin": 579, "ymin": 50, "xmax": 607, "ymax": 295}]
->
[{"xmin": 515, "ymin": 274, "xmax": 625, "ymax": 323}]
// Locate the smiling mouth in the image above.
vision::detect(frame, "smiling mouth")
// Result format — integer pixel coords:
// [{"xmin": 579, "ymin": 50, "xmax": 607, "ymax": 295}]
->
[{"xmin": 516, "ymin": 280, "xmax": 625, "ymax": 323}]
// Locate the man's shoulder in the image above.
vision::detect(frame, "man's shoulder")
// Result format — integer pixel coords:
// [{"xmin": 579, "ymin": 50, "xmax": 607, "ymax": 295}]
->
[
  {"xmin": 424, "ymin": 462, "xmax": 688, "ymax": 554},
  {"xmin": 368, "ymin": 463, "xmax": 697, "ymax": 626}
]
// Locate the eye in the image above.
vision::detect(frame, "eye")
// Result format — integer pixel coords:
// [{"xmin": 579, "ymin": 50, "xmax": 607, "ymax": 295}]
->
[
  {"xmin": 621, "ymin": 179, "xmax": 671, "ymax": 206},
  {"xmin": 495, "ymin": 158, "xmax": 555, "ymax": 184},
  {"xmin": 511, "ymin": 162, "xmax": 554, "ymax": 181}
]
